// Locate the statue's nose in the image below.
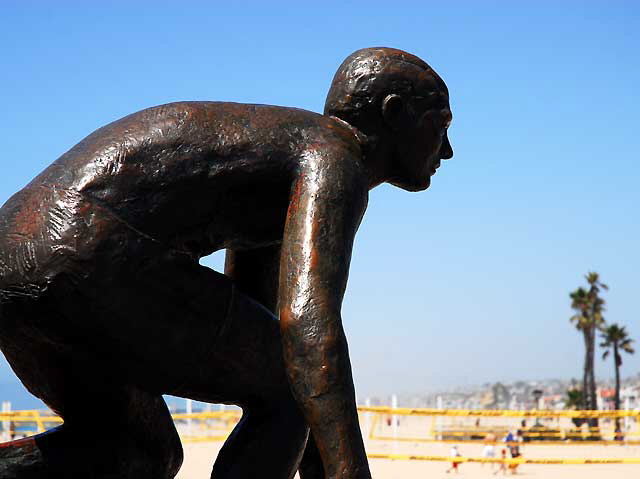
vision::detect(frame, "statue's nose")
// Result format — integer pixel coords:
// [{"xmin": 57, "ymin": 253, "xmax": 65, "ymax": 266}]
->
[{"xmin": 440, "ymin": 133, "xmax": 453, "ymax": 159}]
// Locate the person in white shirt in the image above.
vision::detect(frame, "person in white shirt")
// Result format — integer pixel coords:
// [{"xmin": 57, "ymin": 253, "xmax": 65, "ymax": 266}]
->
[{"xmin": 446, "ymin": 445, "xmax": 462, "ymax": 473}]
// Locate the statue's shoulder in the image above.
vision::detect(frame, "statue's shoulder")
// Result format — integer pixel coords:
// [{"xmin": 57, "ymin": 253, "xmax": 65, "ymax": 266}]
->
[{"xmin": 294, "ymin": 117, "xmax": 368, "ymax": 199}]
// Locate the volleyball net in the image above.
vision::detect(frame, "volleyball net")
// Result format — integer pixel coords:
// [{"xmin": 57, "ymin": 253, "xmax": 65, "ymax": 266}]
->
[
  {"xmin": 2, "ymin": 405, "xmax": 639, "ymax": 465},
  {"xmin": 359, "ymin": 406, "xmax": 640, "ymax": 445}
]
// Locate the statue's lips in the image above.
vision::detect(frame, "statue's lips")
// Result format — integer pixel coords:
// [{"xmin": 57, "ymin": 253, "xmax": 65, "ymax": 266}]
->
[{"xmin": 429, "ymin": 161, "xmax": 441, "ymax": 175}]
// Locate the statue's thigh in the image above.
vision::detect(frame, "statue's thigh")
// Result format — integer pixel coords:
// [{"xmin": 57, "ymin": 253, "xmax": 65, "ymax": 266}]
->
[
  {"xmin": 2, "ymin": 239, "xmax": 290, "ymax": 408},
  {"xmin": 85, "ymin": 246, "xmax": 292, "ymax": 407},
  {"xmin": 173, "ymin": 288, "xmax": 293, "ymax": 408},
  {"xmin": 67, "ymin": 250, "xmax": 238, "ymax": 394}
]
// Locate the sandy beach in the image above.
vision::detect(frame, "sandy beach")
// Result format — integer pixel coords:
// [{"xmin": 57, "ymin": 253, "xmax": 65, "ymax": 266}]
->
[
  {"xmin": 171, "ymin": 410, "xmax": 640, "ymax": 478},
  {"xmin": 176, "ymin": 439, "xmax": 640, "ymax": 478}
]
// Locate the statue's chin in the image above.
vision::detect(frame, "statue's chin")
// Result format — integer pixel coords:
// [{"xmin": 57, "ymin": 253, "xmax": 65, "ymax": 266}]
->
[{"xmin": 389, "ymin": 175, "xmax": 431, "ymax": 192}]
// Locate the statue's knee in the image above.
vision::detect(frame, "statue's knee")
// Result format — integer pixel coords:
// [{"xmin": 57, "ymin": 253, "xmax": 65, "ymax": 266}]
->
[
  {"xmin": 119, "ymin": 438, "xmax": 182, "ymax": 479},
  {"xmin": 163, "ymin": 434, "xmax": 184, "ymax": 478},
  {"xmin": 100, "ymin": 416, "xmax": 183, "ymax": 478},
  {"xmin": 136, "ymin": 421, "xmax": 183, "ymax": 478}
]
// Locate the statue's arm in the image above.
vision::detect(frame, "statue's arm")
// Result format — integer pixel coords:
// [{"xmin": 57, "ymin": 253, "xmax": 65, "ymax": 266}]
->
[
  {"xmin": 224, "ymin": 245, "xmax": 281, "ymax": 314},
  {"xmin": 279, "ymin": 155, "xmax": 371, "ymax": 479}
]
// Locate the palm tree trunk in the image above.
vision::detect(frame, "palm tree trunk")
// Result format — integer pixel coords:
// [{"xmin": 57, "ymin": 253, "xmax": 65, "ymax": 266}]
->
[
  {"xmin": 587, "ymin": 328, "xmax": 599, "ymax": 435},
  {"xmin": 584, "ymin": 328, "xmax": 596, "ymax": 410},
  {"xmin": 613, "ymin": 342, "xmax": 622, "ymax": 439},
  {"xmin": 614, "ymin": 343, "xmax": 621, "ymax": 436},
  {"xmin": 588, "ymin": 336, "xmax": 597, "ymax": 410},
  {"xmin": 614, "ymin": 343, "xmax": 621, "ymax": 410},
  {"xmin": 583, "ymin": 331, "xmax": 590, "ymax": 410}
]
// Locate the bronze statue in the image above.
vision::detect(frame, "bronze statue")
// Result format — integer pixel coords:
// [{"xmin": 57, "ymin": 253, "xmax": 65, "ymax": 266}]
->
[{"xmin": 0, "ymin": 47, "xmax": 452, "ymax": 478}]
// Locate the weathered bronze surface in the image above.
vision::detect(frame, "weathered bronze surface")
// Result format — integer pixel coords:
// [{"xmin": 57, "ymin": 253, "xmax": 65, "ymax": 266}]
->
[{"xmin": 0, "ymin": 47, "xmax": 452, "ymax": 478}]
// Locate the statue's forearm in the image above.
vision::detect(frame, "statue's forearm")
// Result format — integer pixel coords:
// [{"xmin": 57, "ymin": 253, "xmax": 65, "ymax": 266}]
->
[{"xmin": 281, "ymin": 312, "xmax": 371, "ymax": 479}]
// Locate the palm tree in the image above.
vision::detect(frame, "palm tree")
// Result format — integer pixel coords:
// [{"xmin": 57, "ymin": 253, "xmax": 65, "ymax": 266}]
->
[
  {"xmin": 565, "ymin": 389, "xmax": 583, "ymax": 409},
  {"xmin": 600, "ymin": 324, "xmax": 634, "ymax": 433},
  {"xmin": 569, "ymin": 272, "xmax": 608, "ymax": 411},
  {"xmin": 565, "ymin": 389, "xmax": 585, "ymax": 428}
]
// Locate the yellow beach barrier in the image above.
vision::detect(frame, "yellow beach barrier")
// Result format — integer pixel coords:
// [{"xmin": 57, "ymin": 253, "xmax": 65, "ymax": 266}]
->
[
  {"xmin": 366, "ymin": 453, "xmax": 640, "ymax": 465},
  {"xmin": 2, "ymin": 406, "xmax": 640, "ymax": 465},
  {"xmin": 357, "ymin": 406, "xmax": 640, "ymax": 418},
  {"xmin": 2, "ymin": 406, "xmax": 637, "ymax": 423},
  {"xmin": 361, "ymin": 405, "xmax": 639, "ymax": 445},
  {"xmin": 2, "ymin": 406, "xmax": 639, "ymax": 447}
]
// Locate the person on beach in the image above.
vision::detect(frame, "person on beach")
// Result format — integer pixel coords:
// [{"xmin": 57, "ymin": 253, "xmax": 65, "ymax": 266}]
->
[
  {"xmin": 446, "ymin": 444, "xmax": 462, "ymax": 473},
  {"xmin": 507, "ymin": 438, "xmax": 522, "ymax": 475},
  {"xmin": 481, "ymin": 434, "xmax": 496, "ymax": 470},
  {"xmin": 493, "ymin": 447, "xmax": 508, "ymax": 475}
]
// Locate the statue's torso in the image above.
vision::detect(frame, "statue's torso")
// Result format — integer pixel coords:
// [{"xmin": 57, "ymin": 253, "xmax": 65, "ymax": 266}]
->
[{"xmin": 0, "ymin": 101, "xmax": 361, "ymax": 288}]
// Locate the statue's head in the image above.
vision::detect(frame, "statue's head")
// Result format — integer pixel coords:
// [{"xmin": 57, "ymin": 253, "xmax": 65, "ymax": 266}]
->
[{"xmin": 325, "ymin": 47, "xmax": 453, "ymax": 191}]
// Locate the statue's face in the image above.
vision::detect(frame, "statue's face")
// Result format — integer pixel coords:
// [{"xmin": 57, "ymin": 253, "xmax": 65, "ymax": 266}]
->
[{"xmin": 388, "ymin": 76, "xmax": 453, "ymax": 192}]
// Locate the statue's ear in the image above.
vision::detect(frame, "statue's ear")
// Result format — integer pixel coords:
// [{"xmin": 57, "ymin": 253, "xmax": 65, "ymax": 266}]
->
[{"xmin": 382, "ymin": 94, "xmax": 405, "ymax": 131}]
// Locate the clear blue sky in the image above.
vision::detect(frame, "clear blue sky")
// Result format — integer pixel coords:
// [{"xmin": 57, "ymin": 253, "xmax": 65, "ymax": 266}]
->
[{"xmin": 1, "ymin": 1, "xmax": 638, "ymax": 407}]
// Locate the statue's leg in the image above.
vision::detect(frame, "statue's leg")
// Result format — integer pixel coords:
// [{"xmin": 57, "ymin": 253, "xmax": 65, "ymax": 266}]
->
[
  {"xmin": 170, "ymin": 286, "xmax": 311, "ymax": 479},
  {"xmin": 1, "ymin": 241, "xmax": 309, "ymax": 479},
  {"xmin": 0, "ymin": 265, "xmax": 187, "ymax": 478},
  {"xmin": 74, "ymin": 248, "xmax": 310, "ymax": 479},
  {"xmin": 209, "ymin": 396, "xmax": 308, "ymax": 479},
  {"xmin": 0, "ymin": 374, "xmax": 182, "ymax": 479},
  {"xmin": 298, "ymin": 432, "xmax": 325, "ymax": 479}
]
